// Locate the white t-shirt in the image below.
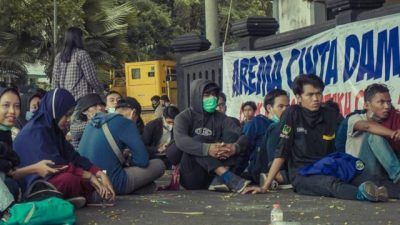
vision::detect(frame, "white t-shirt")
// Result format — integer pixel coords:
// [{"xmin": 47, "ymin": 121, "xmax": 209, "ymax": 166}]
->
[{"xmin": 346, "ymin": 113, "xmax": 368, "ymax": 157}]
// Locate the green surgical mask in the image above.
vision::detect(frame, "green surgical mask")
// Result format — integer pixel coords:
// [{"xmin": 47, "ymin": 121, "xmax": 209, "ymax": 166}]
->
[
  {"xmin": 202, "ymin": 96, "xmax": 218, "ymax": 113},
  {"xmin": 0, "ymin": 124, "xmax": 12, "ymax": 131}
]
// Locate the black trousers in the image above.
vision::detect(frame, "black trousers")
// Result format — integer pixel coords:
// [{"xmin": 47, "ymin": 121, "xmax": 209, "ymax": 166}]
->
[
  {"xmin": 179, "ymin": 153, "xmax": 237, "ymax": 190},
  {"xmin": 166, "ymin": 142, "xmax": 237, "ymax": 190},
  {"xmin": 293, "ymin": 172, "xmax": 400, "ymax": 200}
]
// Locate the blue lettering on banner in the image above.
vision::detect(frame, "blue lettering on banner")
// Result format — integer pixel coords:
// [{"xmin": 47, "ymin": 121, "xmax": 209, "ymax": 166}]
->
[
  {"xmin": 231, "ymin": 25, "xmax": 400, "ymax": 97},
  {"xmin": 343, "ymin": 34, "xmax": 360, "ymax": 82},
  {"xmin": 375, "ymin": 27, "xmax": 400, "ymax": 81},
  {"xmin": 325, "ymin": 39, "xmax": 338, "ymax": 84},
  {"xmin": 286, "ymin": 48, "xmax": 300, "ymax": 87},
  {"xmin": 357, "ymin": 30, "xmax": 375, "ymax": 81}
]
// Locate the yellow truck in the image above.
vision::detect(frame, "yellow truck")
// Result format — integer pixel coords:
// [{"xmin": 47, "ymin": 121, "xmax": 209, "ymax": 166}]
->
[{"xmin": 123, "ymin": 60, "xmax": 177, "ymax": 123}]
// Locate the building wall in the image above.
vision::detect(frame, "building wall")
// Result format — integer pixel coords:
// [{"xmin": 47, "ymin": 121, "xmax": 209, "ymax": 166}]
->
[{"xmin": 275, "ymin": 0, "xmax": 314, "ymax": 33}]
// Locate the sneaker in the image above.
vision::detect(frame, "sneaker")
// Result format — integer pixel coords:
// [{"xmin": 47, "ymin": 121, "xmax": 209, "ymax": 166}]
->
[
  {"xmin": 133, "ymin": 182, "xmax": 158, "ymax": 195},
  {"xmin": 356, "ymin": 181, "xmax": 388, "ymax": 202},
  {"xmin": 87, "ymin": 192, "xmax": 115, "ymax": 207},
  {"xmin": 225, "ymin": 173, "xmax": 251, "ymax": 193},
  {"xmin": 67, "ymin": 196, "xmax": 86, "ymax": 209},
  {"xmin": 259, "ymin": 173, "xmax": 279, "ymax": 190},
  {"xmin": 208, "ymin": 176, "xmax": 230, "ymax": 192}
]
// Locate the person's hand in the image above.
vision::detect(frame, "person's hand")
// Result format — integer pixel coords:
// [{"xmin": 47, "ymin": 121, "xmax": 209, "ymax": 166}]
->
[
  {"xmin": 34, "ymin": 160, "xmax": 67, "ymax": 177},
  {"xmin": 89, "ymin": 175, "xmax": 109, "ymax": 199},
  {"xmin": 217, "ymin": 143, "xmax": 236, "ymax": 160},
  {"xmin": 208, "ymin": 143, "xmax": 221, "ymax": 158},
  {"xmin": 65, "ymin": 133, "xmax": 72, "ymax": 142},
  {"xmin": 391, "ymin": 129, "xmax": 400, "ymax": 142},
  {"xmin": 123, "ymin": 149, "xmax": 132, "ymax": 159},
  {"xmin": 96, "ymin": 171, "xmax": 116, "ymax": 201},
  {"xmin": 241, "ymin": 186, "xmax": 268, "ymax": 195}
]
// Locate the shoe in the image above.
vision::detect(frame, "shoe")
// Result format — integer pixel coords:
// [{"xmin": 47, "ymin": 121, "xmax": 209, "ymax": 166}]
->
[
  {"xmin": 208, "ymin": 176, "xmax": 230, "ymax": 192},
  {"xmin": 356, "ymin": 181, "xmax": 388, "ymax": 202},
  {"xmin": 87, "ymin": 192, "xmax": 115, "ymax": 207},
  {"xmin": 225, "ymin": 173, "xmax": 251, "ymax": 193},
  {"xmin": 259, "ymin": 173, "xmax": 279, "ymax": 190},
  {"xmin": 133, "ymin": 182, "xmax": 158, "ymax": 195},
  {"xmin": 67, "ymin": 196, "xmax": 86, "ymax": 209}
]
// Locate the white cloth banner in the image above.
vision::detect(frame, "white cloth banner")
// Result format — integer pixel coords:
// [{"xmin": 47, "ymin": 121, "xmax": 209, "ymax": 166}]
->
[{"xmin": 223, "ymin": 13, "xmax": 400, "ymax": 119}]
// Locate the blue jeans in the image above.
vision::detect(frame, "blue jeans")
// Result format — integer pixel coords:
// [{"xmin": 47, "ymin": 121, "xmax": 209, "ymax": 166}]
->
[{"xmin": 358, "ymin": 134, "xmax": 400, "ymax": 183}]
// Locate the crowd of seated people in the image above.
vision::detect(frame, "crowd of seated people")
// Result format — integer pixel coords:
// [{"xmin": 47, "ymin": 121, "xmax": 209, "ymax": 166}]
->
[{"xmin": 2, "ymin": 74, "xmax": 400, "ymax": 220}]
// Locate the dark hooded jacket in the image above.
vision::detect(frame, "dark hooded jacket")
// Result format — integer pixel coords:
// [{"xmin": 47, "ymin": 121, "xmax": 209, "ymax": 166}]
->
[
  {"xmin": 13, "ymin": 88, "xmax": 98, "ymax": 189},
  {"xmin": 173, "ymin": 79, "xmax": 246, "ymax": 156}
]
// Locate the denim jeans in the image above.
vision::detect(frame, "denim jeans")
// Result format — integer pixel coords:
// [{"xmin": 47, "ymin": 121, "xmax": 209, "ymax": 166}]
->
[{"xmin": 358, "ymin": 134, "xmax": 400, "ymax": 183}]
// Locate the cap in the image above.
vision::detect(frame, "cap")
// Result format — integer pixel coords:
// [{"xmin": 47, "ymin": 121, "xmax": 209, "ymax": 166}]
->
[
  {"xmin": 76, "ymin": 94, "xmax": 105, "ymax": 115},
  {"xmin": 116, "ymin": 97, "xmax": 142, "ymax": 114}
]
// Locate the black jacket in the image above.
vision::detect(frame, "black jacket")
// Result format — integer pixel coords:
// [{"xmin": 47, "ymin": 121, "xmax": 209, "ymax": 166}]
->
[
  {"xmin": 0, "ymin": 130, "xmax": 19, "ymax": 174},
  {"xmin": 173, "ymin": 79, "xmax": 247, "ymax": 156},
  {"xmin": 142, "ymin": 117, "xmax": 164, "ymax": 157}
]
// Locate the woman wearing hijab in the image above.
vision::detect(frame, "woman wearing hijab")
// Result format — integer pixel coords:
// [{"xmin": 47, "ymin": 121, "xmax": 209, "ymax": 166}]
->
[
  {"xmin": 13, "ymin": 88, "xmax": 115, "ymax": 206},
  {"xmin": 0, "ymin": 87, "xmax": 66, "ymax": 214}
]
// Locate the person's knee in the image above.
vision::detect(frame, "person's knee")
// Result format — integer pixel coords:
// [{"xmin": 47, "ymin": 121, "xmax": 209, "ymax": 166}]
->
[
  {"xmin": 367, "ymin": 133, "xmax": 388, "ymax": 146},
  {"xmin": 149, "ymin": 159, "xmax": 166, "ymax": 177},
  {"xmin": 51, "ymin": 173, "xmax": 80, "ymax": 188}
]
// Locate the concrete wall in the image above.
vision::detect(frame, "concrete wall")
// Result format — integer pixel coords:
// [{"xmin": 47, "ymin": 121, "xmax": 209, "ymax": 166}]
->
[{"xmin": 275, "ymin": 0, "xmax": 313, "ymax": 33}]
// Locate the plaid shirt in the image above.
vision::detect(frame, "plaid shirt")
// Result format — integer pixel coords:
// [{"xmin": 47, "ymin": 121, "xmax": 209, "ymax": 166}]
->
[
  {"xmin": 52, "ymin": 49, "xmax": 104, "ymax": 100},
  {"xmin": 70, "ymin": 119, "xmax": 88, "ymax": 151}
]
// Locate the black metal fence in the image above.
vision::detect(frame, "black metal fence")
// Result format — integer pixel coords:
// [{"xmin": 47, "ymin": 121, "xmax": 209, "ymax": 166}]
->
[{"xmin": 172, "ymin": 0, "xmax": 400, "ymax": 110}]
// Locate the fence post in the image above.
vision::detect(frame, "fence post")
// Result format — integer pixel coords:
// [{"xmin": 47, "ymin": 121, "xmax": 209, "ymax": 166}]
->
[
  {"xmin": 326, "ymin": 0, "xmax": 385, "ymax": 25},
  {"xmin": 172, "ymin": 34, "xmax": 211, "ymax": 110},
  {"xmin": 231, "ymin": 16, "xmax": 279, "ymax": 51}
]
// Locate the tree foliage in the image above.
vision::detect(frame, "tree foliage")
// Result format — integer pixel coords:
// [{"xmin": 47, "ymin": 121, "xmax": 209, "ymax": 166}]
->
[{"xmin": 0, "ymin": 0, "xmax": 272, "ymax": 86}]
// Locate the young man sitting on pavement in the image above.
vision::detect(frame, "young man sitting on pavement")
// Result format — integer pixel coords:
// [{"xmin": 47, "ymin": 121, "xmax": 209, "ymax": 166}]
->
[
  {"xmin": 238, "ymin": 89, "xmax": 289, "ymax": 182},
  {"xmin": 216, "ymin": 92, "xmax": 241, "ymax": 126},
  {"xmin": 70, "ymin": 94, "xmax": 106, "ymax": 151},
  {"xmin": 345, "ymin": 84, "xmax": 400, "ymax": 197},
  {"xmin": 245, "ymin": 89, "xmax": 289, "ymax": 185},
  {"xmin": 142, "ymin": 106, "xmax": 180, "ymax": 159},
  {"xmin": 79, "ymin": 97, "xmax": 165, "ymax": 195},
  {"xmin": 243, "ymin": 74, "xmax": 390, "ymax": 202},
  {"xmin": 115, "ymin": 97, "xmax": 145, "ymax": 135},
  {"xmin": 240, "ymin": 101, "xmax": 257, "ymax": 127},
  {"xmin": 171, "ymin": 79, "xmax": 249, "ymax": 192},
  {"xmin": 105, "ymin": 91, "xmax": 121, "ymax": 113}
]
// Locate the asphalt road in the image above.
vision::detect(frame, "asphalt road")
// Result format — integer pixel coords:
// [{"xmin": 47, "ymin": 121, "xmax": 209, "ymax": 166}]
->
[{"xmin": 76, "ymin": 188, "xmax": 400, "ymax": 225}]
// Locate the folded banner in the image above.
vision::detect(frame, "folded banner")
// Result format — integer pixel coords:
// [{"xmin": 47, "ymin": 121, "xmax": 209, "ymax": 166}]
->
[{"xmin": 223, "ymin": 13, "xmax": 400, "ymax": 119}]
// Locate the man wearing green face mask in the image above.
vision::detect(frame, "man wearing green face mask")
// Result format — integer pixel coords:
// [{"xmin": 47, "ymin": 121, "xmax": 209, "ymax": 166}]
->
[{"xmin": 171, "ymin": 79, "xmax": 250, "ymax": 193}]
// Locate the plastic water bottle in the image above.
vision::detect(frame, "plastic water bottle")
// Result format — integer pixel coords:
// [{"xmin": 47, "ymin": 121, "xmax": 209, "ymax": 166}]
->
[{"xmin": 270, "ymin": 203, "xmax": 283, "ymax": 224}]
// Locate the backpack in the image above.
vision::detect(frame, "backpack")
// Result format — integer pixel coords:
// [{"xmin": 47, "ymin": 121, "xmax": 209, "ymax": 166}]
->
[{"xmin": 2, "ymin": 197, "xmax": 75, "ymax": 225}]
